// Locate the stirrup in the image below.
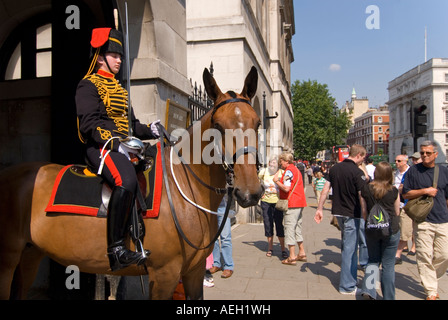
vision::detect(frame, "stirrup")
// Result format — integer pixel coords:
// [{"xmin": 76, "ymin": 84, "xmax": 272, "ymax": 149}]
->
[{"xmin": 107, "ymin": 244, "xmax": 148, "ymax": 271}]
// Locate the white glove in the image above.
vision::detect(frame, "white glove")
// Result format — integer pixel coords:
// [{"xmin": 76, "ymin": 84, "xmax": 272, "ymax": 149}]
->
[
  {"xmin": 118, "ymin": 137, "xmax": 144, "ymax": 162},
  {"xmin": 150, "ymin": 120, "xmax": 161, "ymax": 138},
  {"xmin": 118, "ymin": 144, "xmax": 134, "ymax": 161}
]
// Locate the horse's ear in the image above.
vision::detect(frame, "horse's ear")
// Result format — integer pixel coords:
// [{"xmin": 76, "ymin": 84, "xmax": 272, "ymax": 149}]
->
[
  {"xmin": 240, "ymin": 66, "xmax": 258, "ymax": 99},
  {"xmin": 203, "ymin": 68, "xmax": 222, "ymax": 101}
]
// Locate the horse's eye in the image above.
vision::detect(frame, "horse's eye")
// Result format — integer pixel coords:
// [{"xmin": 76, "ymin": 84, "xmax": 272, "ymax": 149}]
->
[{"xmin": 214, "ymin": 123, "xmax": 224, "ymax": 134}]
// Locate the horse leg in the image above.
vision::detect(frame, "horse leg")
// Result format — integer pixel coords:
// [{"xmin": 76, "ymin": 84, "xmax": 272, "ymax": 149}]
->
[
  {"xmin": 9, "ymin": 245, "xmax": 44, "ymax": 299},
  {"xmin": 182, "ymin": 262, "xmax": 206, "ymax": 300},
  {"xmin": 0, "ymin": 236, "xmax": 28, "ymax": 300},
  {"xmin": 148, "ymin": 264, "xmax": 183, "ymax": 300},
  {"xmin": 0, "ymin": 252, "xmax": 21, "ymax": 300}
]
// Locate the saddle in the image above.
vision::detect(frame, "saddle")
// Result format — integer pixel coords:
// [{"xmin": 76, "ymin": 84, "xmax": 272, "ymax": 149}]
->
[{"xmin": 45, "ymin": 143, "xmax": 163, "ymax": 219}]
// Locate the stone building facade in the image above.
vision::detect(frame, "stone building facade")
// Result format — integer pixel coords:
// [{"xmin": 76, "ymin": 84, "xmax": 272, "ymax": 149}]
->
[
  {"xmin": 187, "ymin": 0, "xmax": 295, "ymax": 158},
  {"xmin": 387, "ymin": 58, "xmax": 448, "ymax": 163}
]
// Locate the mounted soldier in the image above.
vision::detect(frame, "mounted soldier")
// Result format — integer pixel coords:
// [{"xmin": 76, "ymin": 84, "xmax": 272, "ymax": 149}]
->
[{"xmin": 75, "ymin": 27, "xmax": 160, "ymax": 271}]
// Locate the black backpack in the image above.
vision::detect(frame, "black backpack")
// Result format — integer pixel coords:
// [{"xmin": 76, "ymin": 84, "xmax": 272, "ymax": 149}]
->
[{"xmin": 365, "ymin": 191, "xmax": 392, "ymax": 239}]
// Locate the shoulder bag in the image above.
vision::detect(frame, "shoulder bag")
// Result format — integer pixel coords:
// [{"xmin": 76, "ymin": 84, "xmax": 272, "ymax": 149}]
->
[
  {"xmin": 403, "ymin": 165, "xmax": 439, "ymax": 223},
  {"xmin": 275, "ymin": 176, "xmax": 299, "ymax": 212}
]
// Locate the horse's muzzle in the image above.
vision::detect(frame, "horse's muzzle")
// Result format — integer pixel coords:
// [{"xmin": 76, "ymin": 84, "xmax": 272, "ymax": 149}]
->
[{"xmin": 233, "ymin": 184, "xmax": 265, "ymax": 208}]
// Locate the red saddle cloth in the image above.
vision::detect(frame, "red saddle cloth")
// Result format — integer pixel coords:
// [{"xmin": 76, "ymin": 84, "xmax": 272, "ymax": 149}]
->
[{"xmin": 45, "ymin": 143, "xmax": 163, "ymax": 218}]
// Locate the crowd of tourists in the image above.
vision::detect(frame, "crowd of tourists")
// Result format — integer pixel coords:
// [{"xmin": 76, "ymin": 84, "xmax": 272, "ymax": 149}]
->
[{"xmin": 206, "ymin": 142, "xmax": 448, "ymax": 300}]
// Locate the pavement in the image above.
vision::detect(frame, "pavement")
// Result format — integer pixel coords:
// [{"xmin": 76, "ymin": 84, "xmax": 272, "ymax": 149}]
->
[{"xmin": 203, "ymin": 184, "xmax": 448, "ymax": 300}]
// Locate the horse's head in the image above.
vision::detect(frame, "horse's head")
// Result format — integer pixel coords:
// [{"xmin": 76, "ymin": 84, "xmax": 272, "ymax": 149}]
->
[{"xmin": 203, "ymin": 66, "xmax": 265, "ymax": 208}]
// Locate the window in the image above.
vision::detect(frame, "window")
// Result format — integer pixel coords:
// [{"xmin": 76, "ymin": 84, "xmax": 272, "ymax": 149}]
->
[
  {"xmin": 3, "ymin": 21, "xmax": 51, "ymax": 80},
  {"xmin": 446, "ymin": 93, "xmax": 448, "ymax": 102},
  {"xmin": 445, "ymin": 73, "xmax": 448, "ymax": 82},
  {"xmin": 378, "ymin": 116, "xmax": 383, "ymax": 123},
  {"xmin": 378, "ymin": 127, "xmax": 383, "ymax": 133},
  {"xmin": 36, "ymin": 24, "xmax": 52, "ymax": 78}
]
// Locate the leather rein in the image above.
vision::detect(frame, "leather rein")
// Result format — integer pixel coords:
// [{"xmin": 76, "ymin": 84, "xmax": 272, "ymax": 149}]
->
[{"xmin": 155, "ymin": 97, "xmax": 259, "ymax": 250}]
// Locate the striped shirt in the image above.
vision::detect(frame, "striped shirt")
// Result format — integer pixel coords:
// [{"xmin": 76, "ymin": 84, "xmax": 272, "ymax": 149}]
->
[{"xmin": 315, "ymin": 177, "xmax": 327, "ymax": 191}]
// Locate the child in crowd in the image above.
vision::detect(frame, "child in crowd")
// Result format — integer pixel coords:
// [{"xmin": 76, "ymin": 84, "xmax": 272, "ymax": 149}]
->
[{"xmin": 314, "ymin": 171, "xmax": 327, "ymax": 203}]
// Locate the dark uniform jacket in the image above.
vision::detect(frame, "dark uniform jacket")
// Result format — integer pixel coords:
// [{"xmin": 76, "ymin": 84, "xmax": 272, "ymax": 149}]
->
[{"xmin": 76, "ymin": 69, "xmax": 155, "ymax": 151}]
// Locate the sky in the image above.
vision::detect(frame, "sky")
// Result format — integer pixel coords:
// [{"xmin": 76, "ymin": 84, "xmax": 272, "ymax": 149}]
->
[{"xmin": 291, "ymin": 0, "xmax": 448, "ymax": 109}]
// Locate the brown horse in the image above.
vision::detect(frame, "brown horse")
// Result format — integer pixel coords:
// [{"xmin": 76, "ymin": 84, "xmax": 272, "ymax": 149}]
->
[{"xmin": 0, "ymin": 67, "xmax": 263, "ymax": 300}]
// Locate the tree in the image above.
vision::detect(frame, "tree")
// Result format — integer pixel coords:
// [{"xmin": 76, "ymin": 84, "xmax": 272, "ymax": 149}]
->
[{"xmin": 291, "ymin": 80, "xmax": 351, "ymax": 161}]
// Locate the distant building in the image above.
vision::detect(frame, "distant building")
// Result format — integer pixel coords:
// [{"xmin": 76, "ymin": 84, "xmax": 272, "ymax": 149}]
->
[
  {"xmin": 347, "ymin": 106, "xmax": 390, "ymax": 157},
  {"xmin": 387, "ymin": 58, "xmax": 448, "ymax": 162},
  {"xmin": 341, "ymin": 88, "xmax": 370, "ymax": 126}
]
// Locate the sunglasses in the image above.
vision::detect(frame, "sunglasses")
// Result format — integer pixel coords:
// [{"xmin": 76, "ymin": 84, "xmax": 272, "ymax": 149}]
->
[
  {"xmin": 395, "ymin": 160, "xmax": 405, "ymax": 162},
  {"xmin": 420, "ymin": 151, "xmax": 435, "ymax": 156}
]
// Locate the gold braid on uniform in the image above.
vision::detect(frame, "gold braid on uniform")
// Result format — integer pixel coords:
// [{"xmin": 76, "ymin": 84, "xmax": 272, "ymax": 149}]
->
[
  {"xmin": 86, "ymin": 73, "xmax": 130, "ymax": 136},
  {"xmin": 97, "ymin": 127, "xmax": 113, "ymax": 140}
]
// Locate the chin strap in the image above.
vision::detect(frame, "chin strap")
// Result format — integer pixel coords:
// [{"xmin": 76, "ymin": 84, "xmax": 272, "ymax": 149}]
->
[{"xmin": 103, "ymin": 55, "xmax": 114, "ymax": 75}]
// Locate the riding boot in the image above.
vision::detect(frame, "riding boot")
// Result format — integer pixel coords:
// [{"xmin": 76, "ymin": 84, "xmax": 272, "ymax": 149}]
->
[{"xmin": 107, "ymin": 186, "xmax": 147, "ymax": 271}]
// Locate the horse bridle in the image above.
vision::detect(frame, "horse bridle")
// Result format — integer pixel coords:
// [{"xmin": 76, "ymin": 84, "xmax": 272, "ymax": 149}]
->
[
  {"xmin": 156, "ymin": 98, "xmax": 260, "ymax": 250},
  {"xmin": 177, "ymin": 97, "xmax": 261, "ymax": 192},
  {"xmin": 211, "ymin": 97, "xmax": 261, "ymax": 186}
]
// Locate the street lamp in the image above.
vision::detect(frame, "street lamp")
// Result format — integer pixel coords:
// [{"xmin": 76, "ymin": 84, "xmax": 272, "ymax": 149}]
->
[{"xmin": 333, "ymin": 102, "xmax": 338, "ymax": 146}]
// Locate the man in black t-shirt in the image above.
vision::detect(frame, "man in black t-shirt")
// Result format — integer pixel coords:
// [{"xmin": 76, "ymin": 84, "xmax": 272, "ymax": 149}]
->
[
  {"xmin": 402, "ymin": 140, "xmax": 448, "ymax": 300},
  {"xmin": 314, "ymin": 144, "xmax": 368, "ymax": 295}
]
